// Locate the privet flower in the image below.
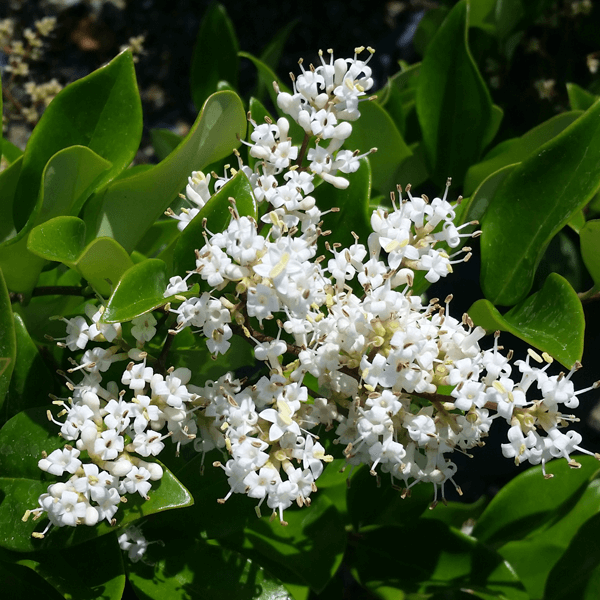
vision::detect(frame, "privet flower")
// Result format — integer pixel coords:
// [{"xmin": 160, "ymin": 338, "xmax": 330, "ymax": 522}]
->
[{"xmin": 27, "ymin": 47, "xmax": 599, "ymax": 537}]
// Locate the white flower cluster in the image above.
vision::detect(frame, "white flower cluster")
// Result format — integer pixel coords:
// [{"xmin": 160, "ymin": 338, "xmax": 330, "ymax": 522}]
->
[
  {"xmin": 25, "ymin": 309, "xmax": 196, "ymax": 536},
  {"xmin": 30, "ymin": 48, "xmax": 599, "ymax": 536}
]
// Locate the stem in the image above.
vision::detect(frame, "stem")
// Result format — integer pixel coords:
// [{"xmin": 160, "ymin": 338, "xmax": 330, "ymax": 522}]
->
[
  {"xmin": 295, "ymin": 132, "xmax": 312, "ymax": 168},
  {"xmin": 579, "ymin": 285, "xmax": 600, "ymax": 304}
]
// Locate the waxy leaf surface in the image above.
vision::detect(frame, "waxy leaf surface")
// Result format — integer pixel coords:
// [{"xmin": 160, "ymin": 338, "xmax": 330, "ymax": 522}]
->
[
  {"xmin": 88, "ymin": 90, "xmax": 246, "ymax": 254},
  {"xmin": 416, "ymin": 0, "xmax": 493, "ymax": 186},
  {"xmin": 13, "ymin": 50, "xmax": 141, "ymax": 231},
  {"xmin": 480, "ymin": 99, "xmax": 600, "ymax": 305},
  {"xmin": 468, "ymin": 273, "xmax": 584, "ymax": 367}
]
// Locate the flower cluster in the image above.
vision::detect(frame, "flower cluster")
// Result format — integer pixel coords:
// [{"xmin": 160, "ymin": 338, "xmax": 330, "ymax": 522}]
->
[{"xmin": 29, "ymin": 47, "xmax": 599, "ymax": 536}]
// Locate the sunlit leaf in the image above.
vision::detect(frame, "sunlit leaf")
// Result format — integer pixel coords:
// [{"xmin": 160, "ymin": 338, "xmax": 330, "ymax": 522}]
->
[
  {"xmin": 481, "ymin": 99, "xmax": 600, "ymax": 305},
  {"xmin": 472, "ymin": 455, "xmax": 600, "ymax": 547},
  {"xmin": 13, "ymin": 51, "xmax": 141, "ymax": 231},
  {"xmin": 87, "ymin": 91, "xmax": 246, "ymax": 254},
  {"xmin": 103, "ymin": 259, "xmax": 169, "ymax": 323},
  {"xmin": 468, "ymin": 273, "xmax": 584, "ymax": 367}
]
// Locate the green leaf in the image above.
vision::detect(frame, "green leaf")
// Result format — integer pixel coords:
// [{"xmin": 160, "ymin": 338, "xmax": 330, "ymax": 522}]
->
[
  {"xmin": 129, "ymin": 536, "xmax": 289, "ymax": 600},
  {"xmin": 567, "ymin": 82, "xmax": 597, "ymax": 111},
  {"xmin": 421, "ymin": 496, "xmax": 488, "ymax": 529},
  {"xmin": 234, "ymin": 494, "xmax": 346, "ymax": 593},
  {"xmin": 346, "ymin": 101, "xmax": 412, "ymax": 195},
  {"xmin": 413, "ymin": 6, "xmax": 450, "ymax": 57},
  {"xmin": 239, "ymin": 51, "xmax": 290, "ymax": 113},
  {"xmin": 13, "ymin": 50, "xmax": 142, "ymax": 231},
  {"xmin": 415, "ymin": 0, "xmax": 493, "ymax": 187},
  {"xmin": 580, "ymin": 220, "xmax": 600, "ymax": 286},
  {"xmin": 1, "ymin": 138, "xmax": 23, "ymax": 164},
  {"xmin": 169, "ymin": 328, "xmax": 254, "ymax": 384},
  {"xmin": 378, "ymin": 77, "xmax": 406, "ymax": 136},
  {"xmin": 480, "ymin": 99, "xmax": 600, "ymax": 305},
  {"xmin": 87, "ymin": 90, "xmax": 246, "ymax": 254},
  {"xmin": 135, "ymin": 219, "xmax": 181, "ymax": 261},
  {"xmin": 28, "ymin": 216, "xmax": 87, "ymax": 264},
  {"xmin": 172, "ymin": 170, "xmax": 257, "ymax": 276},
  {"xmin": 28, "ymin": 217, "xmax": 134, "ymax": 298},
  {"xmin": 499, "ymin": 479, "xmax": 600, "ymax": 599},
  {"xmin": 0, "ymin": 408, "xmax": 193, "ymax": 552},
  {"xmin": 464, "ymin": 111, "xmax": 582, "ymax": 196},
  {"xmin": 9, "ymin": 532, "xmax": 125, "ymax": 600},
  {"xmin": 255, "ymin": 19, "xmax": 298, "ymax": 102},
  {"xmin": 459, "ymin": 163, "xmax": 516, "ymax": 225},
  {"xmin": 468, "ymin": 273, "xmax": 584, "ymax": 367},
  {"xmin": 346, "ymin": 465, "xmax": 431, "ymax": 531},
  {"xmin": 191, "ymin": 3, "xmax": 239, "ymax": 111},
  {"xmin": 0, "ymin": 559, "xmax": 62, "ymax": 599},
  {"xmin": 2, "ymin": 314, "xmax": 55, "ymax": 423},
  {"xmin": 0, "ymin": 146, "xmax": 113, "ymax": 294},
  {"xmin": 150, "ymin": 128, "xmax": 183, "ymax": 162},
  {"xmin": 544, "ymin": 511, "xmax": 600, "ymax": 600},
  {"xmin": 350, "ymin": 521, "xmax": 528, "ymax": 599},
  {"xmin": 471, "ymin": 455, "xmax": 600, "ymax": 547},
  {"xmin": 0, "ymin": 270, "xmax": 15, "ymax": 412},
  {"xmin": 103, "ymin": 259, "xmax": 168, "ymax": 323},
  {"xmin": 314, "ymin": 157, "xmax": 371, "ymax": 253}
]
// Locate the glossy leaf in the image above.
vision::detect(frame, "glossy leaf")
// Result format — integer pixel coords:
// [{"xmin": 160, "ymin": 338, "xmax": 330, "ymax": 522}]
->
[
  {"xmin": 481, "ymin": 99, "xmax": 600, "ymax": 305},
  {"xmin": 460, "ymin": 164, "xmax": 516, "ymax": 225},
  {"xmin": 471, "ymin": 455, "xmax": 600, "ymax": 547},
  {"xmin": 191, "ymin": 3, "xmax": 239, "ymax": 111},
  {"xmin": 129, "ymin": 536, "xmax": 289, "ymax": 600},
  {"xmin": 314, "ymin": 157, "xmax": 371, "ymax": 253},
  {"xmin": 544, "ymin": 511, "xmax": 600, "ymax": 600},
  {"xmin": 236, "ymin": 495, "xmax": 346, "ymax": 593},
  {"xmin": 468, "ymin": 273, "xmax": 584, "ymax": 367},
  {"xmin": 150, "ymin": 128, "xmax": 183, "ymax": 162},
  {"xmin": 13, "ymin": 50, "xmax": 142, "ymax": 231},
  {"xmin": 0, "ymin": 145, "xmax": 113, "ymax": 294},
  {"xmin": 76, "ymin": 237, "xmax": 135, "ymax": 298},
  {"xmin": 27, "ymin": 216, "xmax": 87, "ymax": 264},
  {"xmin": 350, "ymin": 521, "xmax": 528, "ymax": 599},
  {"xmin": 346, "ymin": 101, "xmax": 412, "ymax": 195},
  {"xmin": 499, "ymin": 479, "xmax": 600, "ymax": 598},
  {"xmin": 103, "ymin": 259, "xmax": 169, "ymax": 323},
  {"xmin": 567, "ymin": 82, "xmax": 597, "ymax": 111},
  {"xmin": 239, "ymin": 51, "xmax": 290, "ymax": 114},
  {"xmin": 88, "ymin": 90, "xmax": 246, "ymax": 254},
  {"xmin": 464, "ymin": 111, "xmax": 582, "ymax": 196},
  {"xmin": 11, "ymin": 532, "xmax": 125, "ymax": 600},
  {"xmin": 580, "ymin": 220, "xmax": 600, "ymax": 285},
  {"xmin": 0, "ymin": 270, "xmax": 15, "ymax": 412},
  {"xmin": 135, "ymin": 219, "xmax": 180, "ymax": 261},
  {"xmin": 2, "ymin": 314, "xmax": 55, "ymax": 423},
  {"xmin": 28, "ymin": 216, "xmax": 134, "ymax": 298},
  {"xmin": 0, "ymin": 408, "xmax": 192, "ymax": 552},
  {"xmin": 415, "ymin": 0, "xmax": 493, "ymax": 186},
  {"xmin": 172, "ymin": 171, "xmax": 257, "ymax": 276},
  {"xmin": 255, "ymin": 19, "xmax": 298, "ymax": 102},
  {"xmin": 1, "ymin": 138, "xmax": 23, "ymax": 164},
  {"xmin": 0, "ymin": 158, "xmax": 44, "ymax": 293}
]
